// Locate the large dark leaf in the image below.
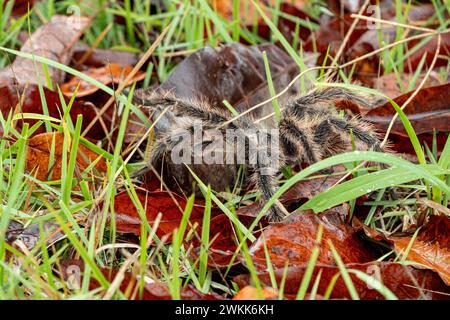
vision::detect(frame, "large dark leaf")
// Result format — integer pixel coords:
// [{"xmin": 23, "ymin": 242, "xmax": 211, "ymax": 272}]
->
[
  {"xmin": 366, "ymin": 84, "xmax": 450, "ymax": 136},
  {"xmin": 157, "ymin": 43, "xmax": 300, "ymax": 121}
]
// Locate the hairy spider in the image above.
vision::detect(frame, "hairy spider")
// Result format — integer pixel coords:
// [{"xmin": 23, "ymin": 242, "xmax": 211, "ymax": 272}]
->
[{"xmin": 136, "ymin": 87, "xmax": 386, "ymax": 222}]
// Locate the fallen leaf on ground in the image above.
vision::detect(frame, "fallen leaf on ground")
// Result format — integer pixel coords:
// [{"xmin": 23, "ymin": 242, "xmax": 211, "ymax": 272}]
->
[
  {"xmin": 365, "ymin": 84, "xmax": 450, "ymax": 154},
  {"xmin": 72, "ymin": 46, "xmax": 141, "ymax": 68},
  {"xmin": 389, "ymin": 215, "xmax": 450, "ymax": 286},
  {"xmin": 9, "ymin": 0, "xmax": 37, "ymax": 17},
  {"xmin": 405, "ymin": 33, "xmax": 450, "ymax": 73},
  {"xmin": 61, "ymin": 63, "xmax": 145, "ymax": 97},
  {"xmin": 0, "ymin": 84, "xmax": 110, "ymax": 139},
  {"xmin": 372, "ymin": 73, "xmax": 442, "ymax": 99},
  {"xmin": 60, "ymin": 260, "xmax": 223, "ymax": 300},
  {"xmin": 6, "ymin": 220, "xmax": 63, "ymax": 251},
  {"xmin": 189, "ymin": 213, "xmax": 266, "ymax": 268},
  {"xmin": 0, "ymin": 15, "xmax": 90, "ymax": 87},
  {"xmin": 247, "ymin": 205, "xmax": 378, "ymax": 271},
  {"xmin": 238, "ymin": 173, "xmax": 343, "ymax": 216},
  {"xmin": 234, "ymin": 262, "xmax": 450, "ymax": 300},
  {"xmin": 26, "ymin": 132, "xmax": 107, "ymax": 180},
  {"xmin": 112, "ymin": 189, "xmax": 210, "ymax": 238}
]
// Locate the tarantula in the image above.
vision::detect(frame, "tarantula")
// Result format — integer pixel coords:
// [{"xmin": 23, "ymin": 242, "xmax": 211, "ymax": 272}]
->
[{"xmin": 135, "ymin": 87, "xmax": 386, "ymax": 222}]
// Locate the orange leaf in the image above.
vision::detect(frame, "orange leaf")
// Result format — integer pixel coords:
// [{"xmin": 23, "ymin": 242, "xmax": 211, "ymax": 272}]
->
[
  {"xmin": 26, "ymin": 132, "xmax": 107, "ymax": 180},
  {"xmin": 233, "ymin": 286, "xmax": 278, "ymax": 300},
  {"xmin": 390, "ymin": 216, "xmax": 450, "ymax": 286},
  {"xmin": 60, "ymin": 63, "xmax": 145, "ymax": 97}
]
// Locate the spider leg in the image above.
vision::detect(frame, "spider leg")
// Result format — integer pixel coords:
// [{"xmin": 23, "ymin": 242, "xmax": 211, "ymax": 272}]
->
[
  {"xmin": 140, "ymin": 92, "xmax": 234, "ymax": 127},
  {"xmin": 252, "ymin": 163, "xmax": 289, "ymax": 222},
  {"xmin": 327, "ymin": 115, "xmax": 384, "ymax": 152},
  {"xmin": 285, "ymin": 86, "xmax": 373, "ymax": 120},
  {"xmin": 244, "ymin": 130, "xmax": 288, "ymax": 222}
]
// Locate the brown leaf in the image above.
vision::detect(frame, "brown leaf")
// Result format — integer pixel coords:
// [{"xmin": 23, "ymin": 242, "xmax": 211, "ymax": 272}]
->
[
  {"xmin": 157, "ymin": 43, "xmax": 300, "ymax": 122},
  {"xmin": 212, "ymin": 0, "xmax": 309, "ymax": 30},
  {"xmin": 113, "ymin": 189, "xmax": 262, "ymax": 267},
  {"xmin": 365, "ymin": 83, "xmax": 450, "ymax": 136},
  {"xmin": 25, "ymin": 132, "xmax": 107, "ymax": 180},
  {"xmin": 7, "ymin": 0, "xmax": 36, "ymax": 17},
  {"xmin": 237, "ymin": 173, "xmax": 343, "ymax": 216},
  {"xmin": 113, "ymin": 189, "xmax": 208, "ymax": 238},
  {"xmin": 372, "ymin": 73, "xmax": 442, "ymax": 99},
  {"xmin": 238, "ymin": 2, "xmax": 316, "ymax": 44},
  {"xmin": 72, "ymin": 46, "xmax": 141, "ymax": 68},
  {"xmin": 389, "ymin": 215, "xmax": 450, "ymax": 286},
  {"xmin": 0, "ymin": 84, "xmax": 110, "ymax": 139},
  {"xmin": 234, "ymin": 262, "xmax": 450, "ymax": 300},
  {"xmin": 61, "ymin": 63, "xmax": 145, "ymax": 97},
  {"xmin": 248, "ymin": 205, "xmax": 378, "ymax": 271},
  {"xmin": 325, "ymin": 0, "xmax": 371, "ymax": 14},
  {"xmin": 189, "ymin": 213, "xmax": 266, "ymax": 268},
  {"xmin": 0, "ymin": 15, "xmax": 90, "ymax": 87},
  {"xmin": 304, "ymin": 14, "xmax": 369, "ymax": 57},
  {"xmin": 405, "ymin": 32, "xmax": 450, "ymax": 73},
  {"xmin": 6, "ymin": 220, "xmax": 63, "ymax": 251}
]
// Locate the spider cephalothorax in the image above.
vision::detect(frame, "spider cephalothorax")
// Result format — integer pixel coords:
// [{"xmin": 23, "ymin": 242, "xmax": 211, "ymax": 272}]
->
[{"xmin": 136, "ymin": 87, "xmax": 386, "ymax": 222}]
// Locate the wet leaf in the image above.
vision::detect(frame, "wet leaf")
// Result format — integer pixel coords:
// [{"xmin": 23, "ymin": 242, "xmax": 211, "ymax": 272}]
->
[
  {"xmin": 6, "ymin": 220, "xmax": 63, "ymax": 251},
  {"xmin": 234, "ymin": 262, "xmax": 450, "ymax": 300},
  {"xmin": 9, "ymin": 0, "xmax": 37, "ymax": 17},
  {"xmin": 189, "ymin": 213, "xmax": 265, "ymax": 268},
  {"xmin": 372, "ymin": 72, "xmax": 442, "ymax": 99},
  {"xmin": 238, "ymin": 173, "xmax": 343, "ymax": 216},
  {"xmin": 304, "ymin": 14, "xmax": 369, "ymax": 57},
  {"xmin": 405, "ymin": 33, "xmax": 450, "ymax": 73},
  {"xmin": 26, "ymin": 132, "xmax": 107, "ymax": 180}
]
